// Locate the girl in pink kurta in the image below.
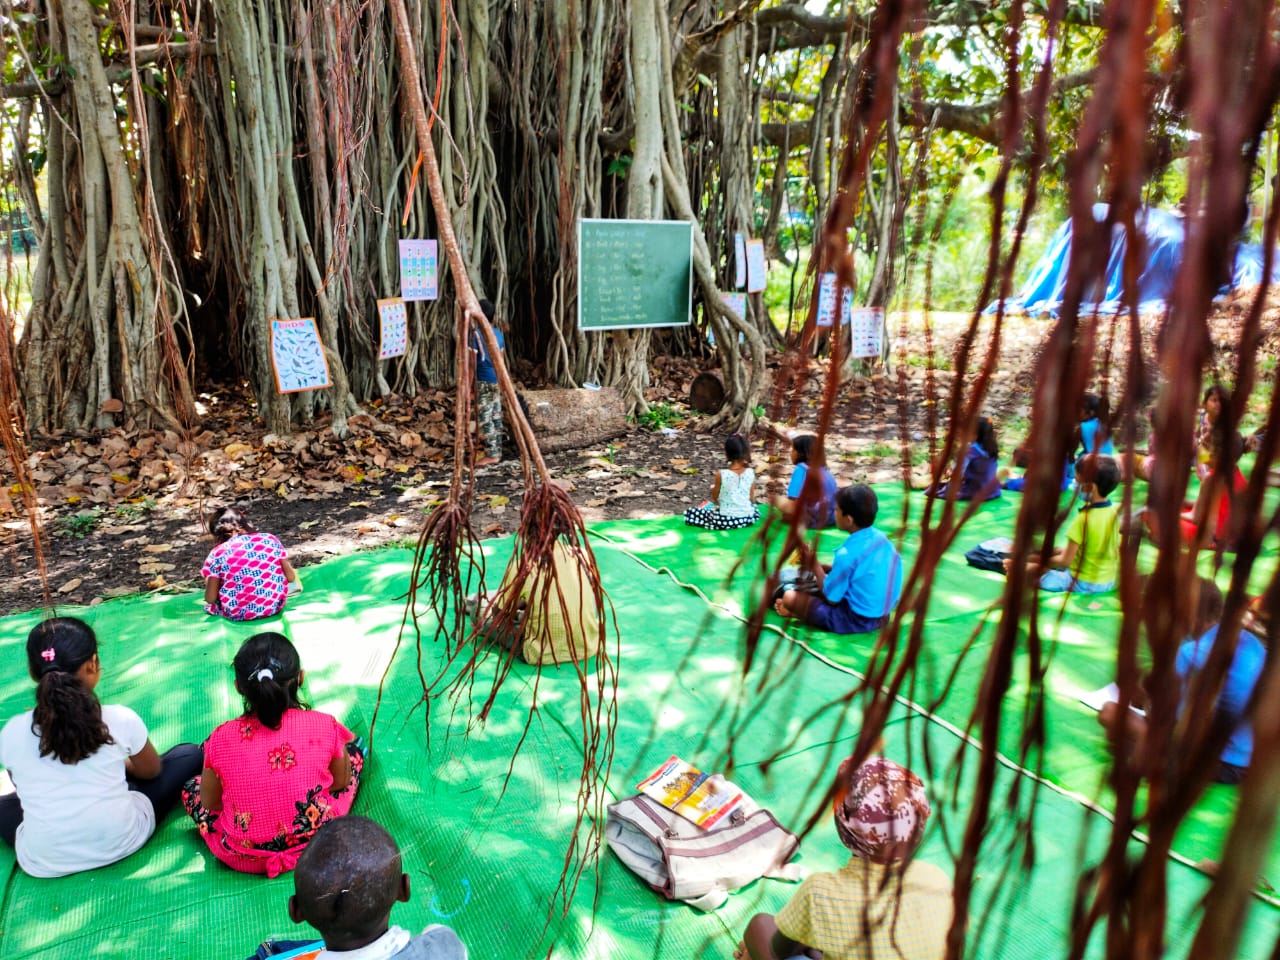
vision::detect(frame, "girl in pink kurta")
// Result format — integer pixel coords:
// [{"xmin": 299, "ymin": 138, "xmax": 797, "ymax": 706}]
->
[
  {"xmin": 202, "ymin": 506, "xmax": 301, "ymax": 621},
  {"xmin": 181, "ymin": 633, "xmax": 363, "ymax": 876}
]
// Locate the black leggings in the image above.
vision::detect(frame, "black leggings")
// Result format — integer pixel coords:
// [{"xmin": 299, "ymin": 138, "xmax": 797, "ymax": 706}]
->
[{"xmin": 0, "ymin": 742, "xmax": 203, "ymax": 846}]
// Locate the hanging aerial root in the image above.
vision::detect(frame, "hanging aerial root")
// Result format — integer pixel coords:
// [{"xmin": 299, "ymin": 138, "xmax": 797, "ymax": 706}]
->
[{"xmin": 0, "ymin": 274, "xmax": 48, "ymax": 610}]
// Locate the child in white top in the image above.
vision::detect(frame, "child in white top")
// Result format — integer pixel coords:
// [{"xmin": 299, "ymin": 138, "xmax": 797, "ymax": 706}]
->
[
  {"xmin": 683, "ymin": 434, "xmax": 759, "ymax": 530},
  {"xmin": 0, "ymin": 618, "xmax": 202, "ymax": 877}
]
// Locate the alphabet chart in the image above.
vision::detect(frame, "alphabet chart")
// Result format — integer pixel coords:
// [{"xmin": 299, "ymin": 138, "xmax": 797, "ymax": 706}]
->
[
  {"xmin": 398, "ymin": 239, "xmax": 439, "ymax": 301},
  {"xmin": 377, "ymin": 297, "xmax": 409, "ymax": 360},
  {"xmin": 849, "ymin": 307, "xmax": 885, "ymax": 358}
]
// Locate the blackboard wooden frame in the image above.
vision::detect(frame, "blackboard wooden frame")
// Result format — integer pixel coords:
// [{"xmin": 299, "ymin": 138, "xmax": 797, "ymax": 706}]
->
[{"xmin": 577, "ymin": 218, "xmax": 693, "ymax": 331}]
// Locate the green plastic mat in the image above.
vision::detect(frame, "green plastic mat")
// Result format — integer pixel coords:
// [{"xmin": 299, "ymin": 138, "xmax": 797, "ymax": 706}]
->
[
  {"xmin": 591, "ymin": 489, "xmax": 1280, "ymax": 909},
  {"xmin": 0, "ymin": 508, "xmax": 1275, "ymax": 958}
]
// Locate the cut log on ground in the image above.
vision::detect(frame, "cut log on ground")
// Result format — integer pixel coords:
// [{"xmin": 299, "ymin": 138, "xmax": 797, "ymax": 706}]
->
[
  {"xmin": 519, "ymin": 387, "xmax": 628, "ymax": 454},
  {"xmin": 689, "ymin": 372, "xmax": 726, "ymax": 414}
]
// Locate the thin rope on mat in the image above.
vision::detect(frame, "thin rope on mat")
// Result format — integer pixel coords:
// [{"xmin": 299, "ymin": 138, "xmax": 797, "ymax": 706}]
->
[{"xmin": 585, "ymin": 527, "xmax": 1280, "ymax": 909}]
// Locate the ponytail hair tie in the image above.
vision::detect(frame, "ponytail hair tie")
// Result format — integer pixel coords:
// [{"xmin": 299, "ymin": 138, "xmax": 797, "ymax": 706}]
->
[
  {"xmin": 254, "ymin": 668, "xmax": 274, "ymax": 682},
  {"xmin": 40, "ymin": 648, "xmax": 56, "ymax": 662}
]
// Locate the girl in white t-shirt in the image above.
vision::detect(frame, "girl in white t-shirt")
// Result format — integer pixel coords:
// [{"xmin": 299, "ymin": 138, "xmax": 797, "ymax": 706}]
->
[
  {"xmin": 0, "ymin": 617, "xmax": 202, "ymax": 878},
  {"xmin": 683, "ymin": 434, "xmax": 759, "ymax": 530}
]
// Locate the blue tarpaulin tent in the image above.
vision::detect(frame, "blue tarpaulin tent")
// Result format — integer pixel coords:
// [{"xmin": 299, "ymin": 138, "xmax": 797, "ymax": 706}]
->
[{"xmin": 990, "ymin": 204, "xmax": 1278, "ymax": 316}]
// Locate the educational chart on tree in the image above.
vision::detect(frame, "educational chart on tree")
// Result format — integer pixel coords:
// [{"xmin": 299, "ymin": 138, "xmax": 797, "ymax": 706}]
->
[
  {"xmin": 377, "ymin": 297, "xmax": 409, "ymax": 360},
  {"xmin": 577, "ymin": 219, "xmax": 693, "ymax": 330},
  {"xmin": 397, "ymin": 239, "xmax": 439, "ymax": 301},
  {"xmin": 270, "ymin": 318, "xmax": 332, "ymax": 394},
  {"xmin": 734, "ymin": 233, "xmax": 747, "ymax": 289},
  {"xmin": 723, "ymin": 292, "xmax": 747, "ymax": 320},
  {"xmin": 815, "ymin": 272, "xmax": 853, "ymax": 328},
  {"xmin": 849, "ymin": 307, "xmax": 885, "ymax": 358},
  {"xmin": 745, "ymin": 238, "xmax": 768, "ymax": 293}
]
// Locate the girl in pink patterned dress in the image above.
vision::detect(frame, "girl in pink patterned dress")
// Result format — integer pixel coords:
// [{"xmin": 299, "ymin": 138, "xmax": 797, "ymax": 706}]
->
[
  {"xmin": 181, "ymin": 633, "xmax": 363, "ymax": 876},
  {"xmin": 202, "ymin": 507, "xmax": 300, "ymax": 621}
]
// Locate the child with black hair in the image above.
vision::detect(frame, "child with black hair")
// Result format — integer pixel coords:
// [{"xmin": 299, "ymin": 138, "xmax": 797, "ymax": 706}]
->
[
  {"xmin": 1195, "ymin": 385, "xmax": 1230, "ymax": 481},
  {"xmin": 1142, "ymin": 429, "xmax": 1247, "ymax": 551},
  {"xmin": 775, "ymin": 434, "xmax": 839, "ymax": 528},
  {"xmin": 926, "ymin": 416, "xmax": 1001, "ymax": 502},
  {"xmin": 1076, "ymin": 393, "xmax": 1116, "ymax": 459},
  {"xmin": 1098, "ymin": 577, "xmax": 1265, "ymax": 786},
  {"xmin": 773, "ymin": 484, "xmax": 903, "ymax": 634},
  {"xmin": 286, "ymin": 816, "xmax": 467, "ymax": 959},
  {"xmin": 182, "ymin": 633, "xmax": 364, "ymax": 876},
  {"xmin": 203, "ymin": 506, "xmax": 300, "ymax": 621},
  {"xmin": 471, "ymin": 298, "xmax": 505, "ymax": 467},
  {"xmin": 0, "ymin": 617, "xmax": 202, "ymax": 877},
  {"xmin": 1012, "ymin": 454, "xmax": 1122, "ymax": 594},
  {"xmin": 683, "ymin": 434, "xmax": 759, "ymax": 530}
]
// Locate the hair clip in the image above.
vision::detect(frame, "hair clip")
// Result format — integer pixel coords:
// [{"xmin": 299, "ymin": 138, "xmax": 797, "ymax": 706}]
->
[
  {"xmin": 40, "ymin": 648, "xmax": 56, "ymax": 662},
  {"xmin": 254, "ymin": 668, "xmax": 274, "ymax": 682}
]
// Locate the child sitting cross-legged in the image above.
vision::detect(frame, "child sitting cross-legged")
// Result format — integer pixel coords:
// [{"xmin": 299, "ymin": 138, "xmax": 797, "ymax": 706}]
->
[
  {"xmin": 203, "ymin": 506, "xmax": 301, "ymax": 621},
  {"xmin": 1009, "ymin": 454, "xmax": 1121, "ymax": 594},
  {"xmin": 774, "ymin": 434, "xmax": 839, "ymax": 528},
  {"xmin": 182, "ymin": 632, "xmax": 364, "ymax": 877},
  {"xmin": 772, "ymin": 484, "xmax": 903, "ymax": 634},
  {"xmin": 734, "ymin": 756, "xmax": 952, "ymax": 960},
  {"xmin": 684, "ymin": 434, "xmax": 760, "ymax": 530},
  {"xmin": 288, "ymin": 816, "xmax": 468, "ymax": 959}
]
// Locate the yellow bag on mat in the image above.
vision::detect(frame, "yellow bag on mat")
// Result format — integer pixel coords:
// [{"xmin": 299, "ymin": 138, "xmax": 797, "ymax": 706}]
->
[{"xmin": 498, "ymin": 540, "xmax": 601, "ymax": 666}]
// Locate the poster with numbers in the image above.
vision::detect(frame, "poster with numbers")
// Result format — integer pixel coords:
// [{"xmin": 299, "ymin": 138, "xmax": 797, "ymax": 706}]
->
[
  {"xmin": 849, "ymin": 306, "xmax": 885, "ymax": 358},
  {"xmin": 722, "ymin": 292, "xmax": 747, "ymax": 320},
  {"xmin": 398, "ymin": 239, "xmax": 439, "ymax": 301},
  {"xmin": 815, "ymin": 272, "xmax": 853, "ymax": 328},
  {"xmin": 377, "ymin": 297, "xmax": 409, "ymax": 360},
  {"xmin": 270, "ymin": 318, "xmax": 332, "ymax": 394}
]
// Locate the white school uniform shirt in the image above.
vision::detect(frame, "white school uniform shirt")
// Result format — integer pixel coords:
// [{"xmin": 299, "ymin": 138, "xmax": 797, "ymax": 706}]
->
[{"xmin": 0, "ymin": 704, "xmax": 154, "ymax": 877}]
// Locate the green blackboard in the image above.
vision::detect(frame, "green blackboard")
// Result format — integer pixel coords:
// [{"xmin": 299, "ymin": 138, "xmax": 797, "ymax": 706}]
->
[{"xmin": 577, "ymin": 218, "xmax": 693, "ymax": 330}]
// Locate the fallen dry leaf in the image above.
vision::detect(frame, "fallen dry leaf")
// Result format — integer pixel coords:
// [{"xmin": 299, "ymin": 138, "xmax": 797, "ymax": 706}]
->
[
  {"xmin": 58, "ymin": 578, "xmax": 82, "ymax": 594},
  {"xmin": 142, "ymin": 543, "xmax": 173, "ymax": 553}
]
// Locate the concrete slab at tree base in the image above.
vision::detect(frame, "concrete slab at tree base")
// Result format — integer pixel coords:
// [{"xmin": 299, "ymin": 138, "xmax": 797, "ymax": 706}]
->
[{"xmin": 520, "ymin": 386, "xmax": 627, "ymax": 454}]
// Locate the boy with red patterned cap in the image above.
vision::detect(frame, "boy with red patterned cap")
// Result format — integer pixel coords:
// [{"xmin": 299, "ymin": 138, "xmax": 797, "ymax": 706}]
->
[{"xmin": 735, "ymin": 756, "xmax": 953, "ymax": 960}]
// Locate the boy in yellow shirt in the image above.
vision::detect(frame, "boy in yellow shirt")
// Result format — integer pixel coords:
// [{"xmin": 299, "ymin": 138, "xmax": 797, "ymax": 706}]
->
[
  {"xmin": 1011, "ymin": 454, "xmax": 1121, "ymax": 593},
  {"xmin": 735, "ymin": 756, "xmax": 952, "ymax": 960}
]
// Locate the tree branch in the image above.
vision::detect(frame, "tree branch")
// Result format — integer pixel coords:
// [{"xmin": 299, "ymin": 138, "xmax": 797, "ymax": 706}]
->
[{"xmin": 5, "ymin": 43, "xmax": 222, "ymax": 99}]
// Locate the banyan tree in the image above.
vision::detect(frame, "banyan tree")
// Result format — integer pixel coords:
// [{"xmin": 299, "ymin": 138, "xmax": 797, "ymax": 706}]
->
[
  {"xmin": 7, "ymin": 2, "xmax": 1280, "ymax": 957},
  {"xmin": 1, "ymin": 1, "xmax": 1113, "ymax": 437}
]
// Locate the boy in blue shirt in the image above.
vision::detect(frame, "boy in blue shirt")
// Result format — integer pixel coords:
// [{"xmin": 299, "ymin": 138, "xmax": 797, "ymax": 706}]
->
[
  {"xmin": 1098, "ymin": 578, "xmax": 1264, "ymax": 785},
  {"xmin": 773, "ymin": 484, "xmax": 903, "ymax": 634}
]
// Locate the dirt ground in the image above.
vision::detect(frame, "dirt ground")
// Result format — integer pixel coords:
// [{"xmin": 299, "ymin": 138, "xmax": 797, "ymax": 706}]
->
[{"xmin": 0, "ymin": 307, "xmax": 1269, "ymax": 616}]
